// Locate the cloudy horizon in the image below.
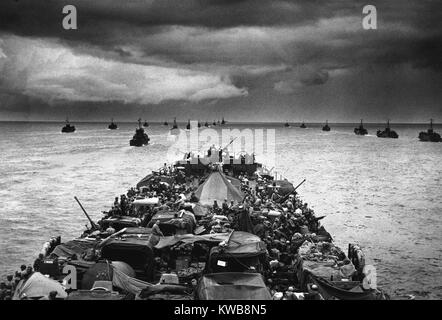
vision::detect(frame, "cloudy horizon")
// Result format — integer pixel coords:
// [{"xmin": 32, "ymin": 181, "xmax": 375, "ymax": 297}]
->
[{"xmin": 1, "ymin": 0, "xmax": 441, "ymax": 123}]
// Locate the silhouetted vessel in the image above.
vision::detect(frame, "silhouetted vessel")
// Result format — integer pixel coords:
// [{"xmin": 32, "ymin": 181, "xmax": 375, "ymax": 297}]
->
[
  {"xmin": 198, "ymin": 121, "xmax": 202, "ymax": 128},
  {"xmin": 284, "ymin": 122, "xmax": 290, "ymax": 127},
  {"xmin": 212, "ymin": 120, "xmax": 217, "ymax": 126},
  {"xmin": 163, "ymin": 121, "xmax": 168, "ymax": 126},
  {"xmin": 300, "ymin": 122, "xmax": 307, "ymax": 128},
  {"xmin": 354, "ymin": 119, "xmax": 368, "ymax": 135},
  {"xmin": 322, "ymin": 120, "xmax": 330, "ymax": 131},
  {"xmin": 130, "ymin": 119, "xmax": 150, "ymax": 147},
  {"xmin": 204, "ymin": 121, "xmax": 210, "ymax": 127},
  {"xmin": 61, "ymin": 118, "xmax": 76, "ymax": 133},
  {"xmin": 186, "ymin": 120, "xmax": 191, "ymax": 130},
  {"xmin": 108, "ymin": 118, "xmax": 118, "ymax": 130},
  {"xmin": 419, "ymin": 119, "xmax": 441, "ymax": 142},
  {"xmin": 143, "ymin": 120, "xmax": 149, "ymax": 127},
  {"xmin": 221, "ymin": 117, "xmax": 226, "ymax": 125},
  {"xmin": 377, "ymin": 120, "xmax": 398, "ymax": 139},
  {"xmin": 171, "ymin": 118, "xmax": 178, "ymax": 130}
]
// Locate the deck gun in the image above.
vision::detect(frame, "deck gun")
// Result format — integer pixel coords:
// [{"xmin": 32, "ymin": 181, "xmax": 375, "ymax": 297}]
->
[
  {"xmin": 277, "ymin": 178, "xmax": 306, "ymax": 203},
  {"xmin": 74, "ymin": 196, "xmax": 99, "ymax": 230}
]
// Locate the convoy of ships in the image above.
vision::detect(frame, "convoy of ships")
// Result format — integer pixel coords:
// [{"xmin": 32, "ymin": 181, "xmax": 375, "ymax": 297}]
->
[{"xmin": 61, "ymin": 118, "xmax": 441, "ymax": 144}]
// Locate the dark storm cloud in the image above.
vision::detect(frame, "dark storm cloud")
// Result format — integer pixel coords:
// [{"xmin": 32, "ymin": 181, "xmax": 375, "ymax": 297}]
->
[
  {"xmin": 1, "ymin": 0, "xmax": 441, "ymax": 69},
  {"xmin": 0, "ymin": 0, "xmax": 442, "ymax": 121}
]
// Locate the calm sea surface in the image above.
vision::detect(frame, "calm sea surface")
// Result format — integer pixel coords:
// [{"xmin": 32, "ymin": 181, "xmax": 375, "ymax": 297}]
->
[{"xmin": 0, "ymin": 122, "xmax": 441, "ymax": 299}]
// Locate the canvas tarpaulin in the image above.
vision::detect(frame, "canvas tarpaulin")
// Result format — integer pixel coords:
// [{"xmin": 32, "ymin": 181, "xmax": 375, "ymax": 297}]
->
[
  {"xmin": 81, "ymin": 261, "xmax": 135, "ymax": 290},
  {"xmin": 197, "ymin": 273, "xmax": 271, "ymax": 300},
  {"xmin": 194, "ymin": 171, "xmax": 244, "ymax": 206},
  {"xmin": 207, "ymin": 232, "xmax": 267, "ymax": 273},
  {"xmin": 13, "ymin": 272, "xmax": 68, "ymax": 300},
  {"xmin": 222, "ymin": 231, "xmax": 266, "ymax": 257},
  {"xmin": 50, "ymin": 238, "xmax": 99, "ymax": 259},
  {"xmin": 111, "ymin": 266, "xmax": 153, "ymax": 295},
  {"xmin": 192, "ymin": 203, "xmax": 209, "ymax": 217},
  {"xmin": 154, "ymin": 233, "xmax": 230, "ymax": 249}
]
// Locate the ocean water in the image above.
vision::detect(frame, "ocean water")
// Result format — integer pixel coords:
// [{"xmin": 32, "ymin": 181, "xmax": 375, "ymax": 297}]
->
[{"xmin": 0, "ymin": 121, "xmax": 441, "ymax": 299}]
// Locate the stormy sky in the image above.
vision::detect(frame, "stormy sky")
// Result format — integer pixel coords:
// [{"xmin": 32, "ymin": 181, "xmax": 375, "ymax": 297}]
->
[{"xmin": 0, "ymin": 0, "xmax": 441, "ymax": 123}]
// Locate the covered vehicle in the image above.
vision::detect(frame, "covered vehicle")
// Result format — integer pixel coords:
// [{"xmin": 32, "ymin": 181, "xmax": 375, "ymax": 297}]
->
[
  {"xmin": 100, "ymin": 216, "xmax": 141, "ymax": 231},
  {"xmin": 148, "ymin": 210, "xmax": 196, "ymax": 235},
  {"xmin": 294, "ymin": 240, "xmax": 349, "ymax": 290},
  {"xmin": 194, "ymin": 171, "xmax": 244, "ymax": 206},
  {"xmin": 196, "ymin": 273, "xmax": 271, "ymax": 300},
  {"xmin": 100, "ymin": 236, "xmax": 155, "ymax": 280},
  {"xmin": 41, "ymin": 238, "xmax": 100, "ymax": 280},
  {"xmin": 206, "ymin": 231, "xmax": 268, "ymax": 273},
  {"xmin": 49, "ymin": 238, "xmax": 99, "ymax": 260},
  {"xmin": 293, "ymin": 241, "xmax": 385, "ymax": 299},
  {"xmin": 13, "ymin": 272, "xmax": 68, "ymax": 300}
]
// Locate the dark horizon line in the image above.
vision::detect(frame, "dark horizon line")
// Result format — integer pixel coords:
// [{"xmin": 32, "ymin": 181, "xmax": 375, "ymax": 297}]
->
[{"xmin": 0, "ymin": 120, "xmax": 439, "ymax": 125}]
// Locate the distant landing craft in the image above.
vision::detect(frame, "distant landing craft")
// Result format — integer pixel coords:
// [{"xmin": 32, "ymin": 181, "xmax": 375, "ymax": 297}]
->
[
  {"xmin": 143, "ymin": 120, "xmax": 149, "ymax": 127},
  {"xmin": 300, "ymin": 122, "xmax": 307, "ymax": 128},
  {"xmin": 163, "ymin": 121, "xmax": 168, "ymax": 126},
  {"xmin": 130, "ymin": 119, "xmax": 150, "ymax": 147},
  {"xmin": 171, "ymin": 118, "xmax": 178, "ymax": 130},
  {"xmin": 377, "ymin": 120, "xmax": 398, "ymax": 138},
  {"xmin": 108, "ymin": 118, "xmax": 118, "ymax": 130},
  {"xmin": 419, "ymin": 119, "xmax": 441, "ymax": 142},
  {"xmin": 284, "ymin": 122, "xmax": 290, "ymax": 127},
  {"xmin": 322, "ymin": 120, "xmax": 330, "ymax": 131},
  {"xmin": 62, "ymin": 118, "xmax": 76, "ymax": 133},
  {"xmin": 354, "ymin": 119, "xmax": 368, "ymax": 135}
]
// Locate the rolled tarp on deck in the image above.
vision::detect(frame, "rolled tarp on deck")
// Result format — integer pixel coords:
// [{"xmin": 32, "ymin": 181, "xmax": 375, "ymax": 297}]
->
[{"xmin": 194, "ymin": 171, "xmax": 244, "ymax": 206}]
